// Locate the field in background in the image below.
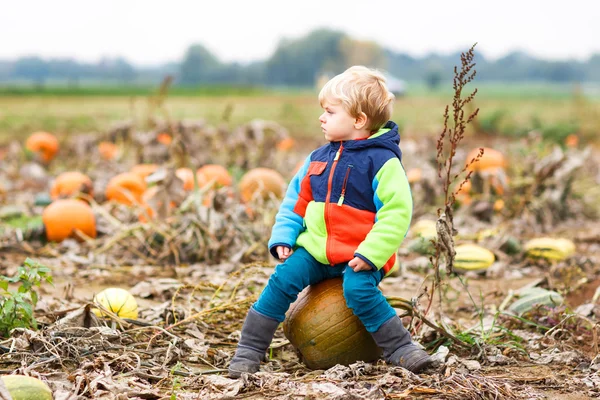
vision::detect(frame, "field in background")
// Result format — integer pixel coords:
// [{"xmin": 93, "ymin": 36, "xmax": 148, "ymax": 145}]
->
[{"xmin": 0, "ymin": 82, "xmax": 598, "ymax": 144}]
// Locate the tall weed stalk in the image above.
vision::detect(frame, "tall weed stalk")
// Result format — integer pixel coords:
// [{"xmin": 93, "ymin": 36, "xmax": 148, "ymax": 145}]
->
[{"xmin": 428, "ymin": 44, "xmax": 481, "ymax": 325}]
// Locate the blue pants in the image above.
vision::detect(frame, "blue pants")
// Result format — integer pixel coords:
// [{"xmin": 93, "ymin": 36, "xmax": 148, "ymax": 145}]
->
[{"xmin": 253, "ymin": 247, "xmax": 397, "ymax": 332}]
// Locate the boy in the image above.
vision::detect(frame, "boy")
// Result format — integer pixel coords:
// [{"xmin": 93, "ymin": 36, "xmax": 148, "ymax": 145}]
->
[{"xmin": 228, "ymin": 66, "xmax": 433, "ymax": 378}]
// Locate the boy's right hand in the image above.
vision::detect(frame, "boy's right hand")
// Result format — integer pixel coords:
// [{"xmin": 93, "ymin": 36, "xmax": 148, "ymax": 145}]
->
[{"xmin": 276, "ymin": 246, "xmax": 293, "ymax": 261}]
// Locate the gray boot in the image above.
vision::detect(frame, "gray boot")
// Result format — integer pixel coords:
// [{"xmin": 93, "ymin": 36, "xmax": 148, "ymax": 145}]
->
[
  {"xmin": 371, "ymin": 316, "xmax": 434, "ymax": 373},
  {"xmin": 228, "ymin": 307, "xmax": 280, "ymax": 378}
]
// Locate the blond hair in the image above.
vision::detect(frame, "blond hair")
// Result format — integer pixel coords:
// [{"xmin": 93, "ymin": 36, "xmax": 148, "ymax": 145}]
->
[{"xmin": 319, "ymin": 66, "xmax": 395, "ymax": 132}]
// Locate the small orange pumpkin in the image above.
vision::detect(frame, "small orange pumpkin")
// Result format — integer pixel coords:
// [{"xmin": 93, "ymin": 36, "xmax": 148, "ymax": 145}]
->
[
  {"xmin": 406, "ymin": 168, "xmax": 422, "ymax": 184},
  {"xmin": 239, "ymin": 168, "xmax": 286, "ymax": 203},
  {"xmin": 157, "ymin": 132, "xmax": 173, "ymax": 146},
  {"xmin": 25, "ymin": 131, "xmax": 59, "ymax": 164},
  {"xmin": 105, "ymin": 172, "xmax": 146, "ymax": 205},
  {"xmin": 98, "ymin": 141, "xmax": 119, "ymax": 160},
  {"xmin": 50, "ymin": 171, "xmax": 93, "ymax": 200},
  {"xmin": 465, "ymin": 148, "xmax": 509, "ymax": 197},
  {"xmin": 276, "ymin": 137, "xmax": 295, "ymax": 152},
  {"xmin": 493, "ymin": 199, "xmax": 505, "ymax": 211},
  {"xmin": 565, "ymin": 134, "xmax": 579, "ymax": 148},
  {"xmin": 283, "ymin": 278, "xmax": 382, "ymax": 370},
  {"xmin": 466, "ymin": 147, "xmax": 506, "ymax": 172},
  {"xmin": 176, "ymin": 168, "xmax": 208, "ymax": 191},
  {"xmin": 196, "ymin": 164, "xmax": 232, "ymax": 189},
  {"xmin": 43, "ymin": 199, "xmax": 97, "ymax": 242},
  {"xmin": 130, "ymin": 164, "xmax": 159, "ymax": 181}
]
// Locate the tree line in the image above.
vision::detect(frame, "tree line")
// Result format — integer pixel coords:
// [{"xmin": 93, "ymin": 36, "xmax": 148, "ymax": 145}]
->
[{"xmin": 1, "ymin": 29, "xmax": 598, "ymax": 87}]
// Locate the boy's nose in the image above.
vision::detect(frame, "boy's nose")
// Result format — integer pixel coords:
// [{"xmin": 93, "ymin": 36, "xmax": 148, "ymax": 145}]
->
[{"xmin": 319, "ymin": 114, "xmax": 326, "ymax": 123}]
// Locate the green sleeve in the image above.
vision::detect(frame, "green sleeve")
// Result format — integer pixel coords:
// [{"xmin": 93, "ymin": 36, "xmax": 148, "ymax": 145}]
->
[{"xmin": 355, "ymin": 158, "xmax": 413, "ymax": 269}]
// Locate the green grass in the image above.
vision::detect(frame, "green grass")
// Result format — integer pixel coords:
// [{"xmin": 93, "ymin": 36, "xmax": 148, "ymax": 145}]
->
[
  {"xmin": 0, "ymin": 83, "xmax": 598, "ymax": 143},
  {"xmin": 409, "ymin": 81, "xmax": 600, "ymax": 100},
  {"xmin": 0, "ymin": 84, "xmax": 269, "ymax": 97},
  {"xmin": 1, "ymin": 81, "xmax": 595, "ymax": 99}
]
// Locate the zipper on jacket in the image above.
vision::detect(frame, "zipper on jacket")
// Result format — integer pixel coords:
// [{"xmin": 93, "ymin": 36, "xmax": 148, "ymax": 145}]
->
[
  {"xmin": 325, "ymin": 143, "xmax": 343, "ymax": 204},
  {"xmin": 337, "ymin": 165, "xmax": 352, "ymax": 206},
  {"xmin": 325, "ymin": 143, "xmax": 343, "ymax": 265}
]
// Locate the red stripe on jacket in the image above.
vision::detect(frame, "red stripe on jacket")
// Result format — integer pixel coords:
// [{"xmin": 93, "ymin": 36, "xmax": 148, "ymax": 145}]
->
[{"xmin": 293, "ymin": 161, "xmax": 326, "ymax": 217}]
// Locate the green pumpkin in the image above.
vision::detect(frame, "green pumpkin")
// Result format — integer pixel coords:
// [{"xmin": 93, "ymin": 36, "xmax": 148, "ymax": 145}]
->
[
  {"xmin": 1, "ymin": 375, "xmax": 53, "ymax": 400},
  {"xmin": 283, "ymin": 278, "xmax": 382, "ymax": 370}
]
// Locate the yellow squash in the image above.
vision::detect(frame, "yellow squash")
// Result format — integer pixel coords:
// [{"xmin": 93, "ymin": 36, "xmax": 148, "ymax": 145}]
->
[
  {"xmin": 453, "ymin": 244, "xmax": 496, "ymax": 272},
  {"xmin": 524, "ymin": 238, "xmax": 575, "ymax": 261},
  {"xmin": 412, "ymin": 219, "xmax": 437, "ymax": 239},
  {"xmin": 93, "ymin": 288, "xmax": 139, "ymax": 319},
  {"xmin": 0, "ymin": 375, "xmax": 53, "ymax": 400}
]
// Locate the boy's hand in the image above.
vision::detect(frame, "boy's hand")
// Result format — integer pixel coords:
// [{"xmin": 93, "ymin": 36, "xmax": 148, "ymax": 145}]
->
[
  {"xmin": 348, "ymin": 256, "xmax": 372, "ymax": 272},
  {"xmin": 276, "ymin": 246, "xmax": 293, "ymax": 261}
]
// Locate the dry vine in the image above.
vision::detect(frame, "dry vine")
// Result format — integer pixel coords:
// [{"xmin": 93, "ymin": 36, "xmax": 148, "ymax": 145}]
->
[{"xmin": 420, "ymin": 44, "xmax": 482, "ymax": 340}]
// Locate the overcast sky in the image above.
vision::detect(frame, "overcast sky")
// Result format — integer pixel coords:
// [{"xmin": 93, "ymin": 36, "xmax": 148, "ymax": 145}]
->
[{"xmin": 2, "ymin": 0, "xmax": 598, "ymax": 66}]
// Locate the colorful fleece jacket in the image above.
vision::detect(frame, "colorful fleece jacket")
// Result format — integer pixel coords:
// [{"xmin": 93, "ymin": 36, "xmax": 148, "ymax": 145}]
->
[{"xmin": 268, "ymin": 121, "xmax": 412, "ymax": 275}]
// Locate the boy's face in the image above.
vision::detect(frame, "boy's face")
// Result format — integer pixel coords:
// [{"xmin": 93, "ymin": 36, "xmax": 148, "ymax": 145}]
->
[{"xmin": 319, "ymin": 101, "xmax": 366, "ymax": 142}]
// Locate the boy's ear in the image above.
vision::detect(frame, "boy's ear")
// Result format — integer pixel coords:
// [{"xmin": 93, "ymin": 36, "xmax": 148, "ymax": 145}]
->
[{"xmin": 354, "ymin": 112, "xmax": 368, "ymax": 130}]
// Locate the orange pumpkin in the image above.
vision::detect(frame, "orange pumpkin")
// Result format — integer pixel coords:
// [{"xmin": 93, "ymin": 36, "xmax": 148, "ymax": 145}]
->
[
  {"xmin": 98, "ymin": 141, "xmax": 119, "ymax": 160},
  {"xmin": 157, "ymin": 132, "xmax": 173, "ymax": 145},
  {"xmin": 196, "ymin": 164, "xmax": 232, "ymax": 189},
  {"xmin": 276, "ymin": 137, "xmax": 295, "ymax": 152},
  {"xmin": 43, "ymin": 199, "xmax": 97, "ymax": 242},
  {"xmin": 465, "ymin": 148, "xmax": 509, "ymax": 197},
  {"xmin": 239, "ymin": 168, "xmax": 286, "ymax": 203},
  {"xmin": 283, "ymin": 278, "xmax": 382, "ymax": 369},
  {"xmin": 176, "ymin": 168, "xmax": 208, "ymax": 191},
  {"xmin": 25, "ymin": 131, "xmax": 59, "ymax": 164},
  {"xmin": 493, "ymin": 199, "xmax": 505, "ymax": 211},
  {"xmin": 406, "ymin": 168, "xmax": 422, "ymax": 184},
  {"xmin": 465, "ymin": 147, "xmax": 506, "ymax": 172},
  {"xmin": 50, "ymin": 171, "xmax": 93, "ymax": 200},
  {"xmin": 105, "ymin": 172, "xmax": 146, "ymax": 205},
  {"xmin": 130, "ymin": 164, "xmax": 159, "ymax": 181},
  {"xmin": 565, "ymin": 134, "xmax": 579, "ymax": 148}
]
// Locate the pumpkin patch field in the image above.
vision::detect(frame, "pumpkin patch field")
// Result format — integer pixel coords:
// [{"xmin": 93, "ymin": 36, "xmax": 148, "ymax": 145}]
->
[{"xmin": 1, "ymin": 90, "xmax": 600, "ymax": 399}]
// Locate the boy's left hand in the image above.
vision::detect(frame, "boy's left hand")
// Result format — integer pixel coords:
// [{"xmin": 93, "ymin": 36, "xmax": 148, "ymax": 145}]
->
[{"xmin": 348, "ymin": 256, "xmax": 372, "ymax": 272}]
